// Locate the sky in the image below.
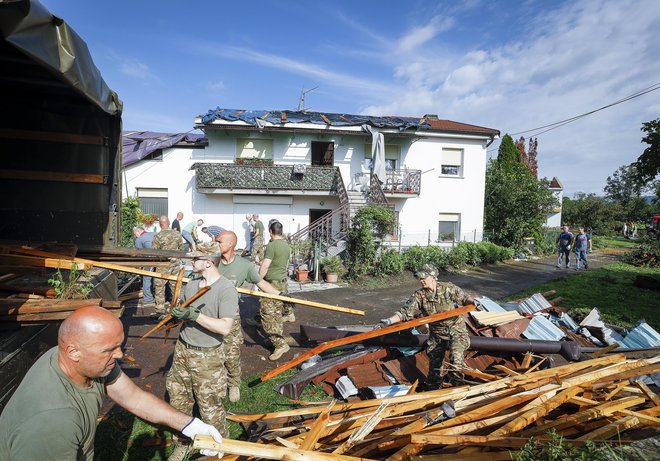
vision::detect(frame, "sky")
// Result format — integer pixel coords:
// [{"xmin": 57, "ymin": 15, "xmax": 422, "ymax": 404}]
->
[{"xmin": 42, "ymin": 0, "xmax": 660, "ymax": 197}]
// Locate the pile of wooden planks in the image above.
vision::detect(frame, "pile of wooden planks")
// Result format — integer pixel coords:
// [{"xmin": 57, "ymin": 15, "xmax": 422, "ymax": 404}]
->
[
  {"xmin": 194, "ymin": 354, "xmax": 659, "ymax": 460},
  {"xmin": 470, "ymin": 311, "xmax": 524, "ymax": 327},
  {"xmin": 0, "ymin": 298, "xmax": 122, "ymax": 322}
]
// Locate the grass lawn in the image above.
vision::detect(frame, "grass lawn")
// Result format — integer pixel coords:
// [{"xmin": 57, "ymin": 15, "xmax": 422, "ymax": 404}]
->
[
  {"xmin": 592, "ymin": 235, "xmax": 638, "ymax": 249},
  {"xmin": 94, "ymin": 370, "xmax": 327, "ymax": 461},
  {"xmin": 502, "ymin": 262, "xmax": 660, "ymax": 330}
]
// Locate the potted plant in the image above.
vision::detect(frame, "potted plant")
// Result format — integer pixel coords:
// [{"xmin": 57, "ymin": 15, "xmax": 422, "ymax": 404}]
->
[
  {"xmin": 294, "ymin": 263, "xmax": 310, "ymax": 282},
  {"xmin": 321, "ymin": 256, "xmax": 344, "ymax": 283}
]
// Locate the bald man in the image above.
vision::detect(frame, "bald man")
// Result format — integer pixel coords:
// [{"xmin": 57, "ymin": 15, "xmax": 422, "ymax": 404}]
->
[
  {"xmin": 0, "ymin": 306, "xmax": 223, "ymax": 460},
  {"xmin": 215, "ymin": 230, "xmax": 281, "ymax": 402}
]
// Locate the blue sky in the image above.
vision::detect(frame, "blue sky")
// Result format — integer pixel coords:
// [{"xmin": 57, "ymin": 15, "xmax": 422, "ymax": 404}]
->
[{"xmin": 42, "ymin": 0, "xmax": 660, "ymax": 196}]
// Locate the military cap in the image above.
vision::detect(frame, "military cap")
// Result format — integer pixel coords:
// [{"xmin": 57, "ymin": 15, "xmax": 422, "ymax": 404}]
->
[
  {"xmin": 187, "ymin": 242, "xmax": 220, "ymax": 259},
  {"xmin": 415, "ymin": 264, "xmax": 438, "ymax": 279}
]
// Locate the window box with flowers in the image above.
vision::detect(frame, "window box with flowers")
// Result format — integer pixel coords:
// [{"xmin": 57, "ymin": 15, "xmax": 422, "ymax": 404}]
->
[{"xmin": 234, "ymin": 158, "xmax": 274, "ymax": 166}]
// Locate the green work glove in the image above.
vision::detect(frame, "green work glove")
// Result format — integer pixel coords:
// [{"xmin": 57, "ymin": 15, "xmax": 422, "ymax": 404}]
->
[{"xmin": 171, "ymin": 305, "xmax": 201, "ymax": 322}]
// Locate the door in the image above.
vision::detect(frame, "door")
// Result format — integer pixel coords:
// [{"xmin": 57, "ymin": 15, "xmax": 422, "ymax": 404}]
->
[{"xmin": 308, "ymin": 208, "xmax": 332, "ymax": 242}]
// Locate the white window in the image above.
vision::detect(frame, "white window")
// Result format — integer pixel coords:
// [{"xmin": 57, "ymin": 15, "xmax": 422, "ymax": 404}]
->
[
  {"xmin": 137, "ymin": 188, "xmax": 168, "ymax": 217},
  {"xmin": 365, "ymin": 144, "xmax": 400, "ymax": 171},
  {"xmin": 440, "ymin": 148, "xmax": 463, "ymax": 176},
  {"xmin": 438, "ymin": 213, "xmax": 460, "ymax": 242},
  {"xmin": 236, "ymin": 139, "xmax": 273, "ymax": 159}
]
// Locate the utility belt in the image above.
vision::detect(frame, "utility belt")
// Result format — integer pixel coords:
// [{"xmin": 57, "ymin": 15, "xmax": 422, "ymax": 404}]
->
[
  {"xmin": 266, "ymin": 278, "xmax": 288, "ymax": 283},
  {"xmin": 178, "ymin": 338, "xmax": 222, "ymax": 352}
]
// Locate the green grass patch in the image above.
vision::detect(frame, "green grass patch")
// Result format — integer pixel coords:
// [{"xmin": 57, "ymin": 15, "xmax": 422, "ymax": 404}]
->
[
  {"xmin": 592, "ymin": 235, "xmax": 637, "ymax": 249},
  {"xmin": 94, "ymin": 370, "xmax": 327, "ymax": 460},
  {"xmin": 502, "ymin": 262, "xmax": 660, "ymax": 330}
]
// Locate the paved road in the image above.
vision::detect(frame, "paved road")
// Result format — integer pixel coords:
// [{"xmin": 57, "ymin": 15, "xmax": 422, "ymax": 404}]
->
[{"xmin": 105, "ymin": 248, "xmax": 622, "ymax": 413}]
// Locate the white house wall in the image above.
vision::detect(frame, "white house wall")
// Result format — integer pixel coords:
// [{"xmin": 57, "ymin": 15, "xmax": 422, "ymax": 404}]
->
[{"xmin": 124, "ymin": 128, "xmax": 490, "ymax": 249}]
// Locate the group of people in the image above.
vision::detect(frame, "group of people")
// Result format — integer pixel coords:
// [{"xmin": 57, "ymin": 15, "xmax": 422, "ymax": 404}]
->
[
  {"xmin": 556, "ymin": 225, "xmax": 592, "ymax": 270},
  {"xmin": 622, "ymin": 221, "xmax": 638, "ymax": 239},
  {"xmin": 0, "ymin": 211, "xmax": 482, "ymax": 460}
]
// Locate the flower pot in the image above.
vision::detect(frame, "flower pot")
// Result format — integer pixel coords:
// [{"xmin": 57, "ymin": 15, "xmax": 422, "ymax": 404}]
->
[
  {"xmin": 295, "ymin": 269, "xmax": 310, "ymax": 282},
  {"xmin": 325, "ymin": 272, "xmax": 339, "ymax": 283}
]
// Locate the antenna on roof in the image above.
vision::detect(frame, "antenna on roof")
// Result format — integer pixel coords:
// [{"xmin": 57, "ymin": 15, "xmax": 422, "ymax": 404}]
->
[{"xmin": 297, "ymin": 85, "xmax": 318, "ymax": 112}]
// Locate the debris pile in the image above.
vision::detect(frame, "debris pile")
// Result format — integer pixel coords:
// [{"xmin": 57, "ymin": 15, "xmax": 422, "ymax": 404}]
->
[{"xmin": 201, "ymin": 354, "xmax": 660, "ymax": 459}]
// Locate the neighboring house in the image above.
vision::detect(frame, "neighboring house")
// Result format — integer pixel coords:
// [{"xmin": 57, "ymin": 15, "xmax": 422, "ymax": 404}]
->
[
  {"xmin": 123, "ymin": 109, "xmax": 499, "ymax": 250},
  {"xmin": 545, "ymin": 177, "xmax": 564, "ymax": 228}
]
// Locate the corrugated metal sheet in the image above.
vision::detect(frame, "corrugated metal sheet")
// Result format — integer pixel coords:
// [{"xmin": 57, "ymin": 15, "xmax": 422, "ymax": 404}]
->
[
  {"xmin": 619, "ymin": 320, "xmax": 660, "ymax": 349},
  {"xmin": 579, "ymin": 308, "xmax": 624, "ymax": 346},
  {"xmin": 368, "ymin": 385, "xmax": 410, "ymax": 399},
  {"xmin": 552, "ymin": 312, "xmax": 580, "ymax": 332},
  {"xmin": 522, "ymin": 315, "xmax": 566, "ymax": 341},
  {"xmin": 517, "ymin": 293, "xmax": 552, "ymax": 314},
  {"xmin": 494, "ymin": 318, "xmax": 531, "ymax": 339},
  {"xmin": 346, "ymin": 362, "xmax": 393, "ymax": 388},
  {"xmin": 475, "ymin": 296, "xmax": 507, "ymax": 313}
]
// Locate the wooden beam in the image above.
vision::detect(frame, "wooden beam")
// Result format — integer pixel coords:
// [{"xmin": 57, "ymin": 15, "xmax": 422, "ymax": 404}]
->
[
  {"xmin": 0, "ymin": 169, "xmax": 106, "ymax": 184},
  {"xmin": 0, "ymin": 298, "xmax": 103, "ymax": 314},
  {"xmin": 635, "ymin": 380, "xmax": 660, "ymax": 406},
  {"xmin": 0, "ymin": 255, "xmax": 90, "ymax": 270},
  {"xmin": 239, "ymin": 288, "xmax": 364, "ymax": 316},
  {"xmin": 590, "ymin": 343, "xmax": 619, "ymax": 358},
  {"xmin": 300, "ymin": 402, "xmax": 335, "ymax": 450},
  {"xmin": 193, "ymin": 434, "xmax": 376, "ymax": 461},
  {"xmin": 139, "ymin": 287, "xmax": 209, "ymax": 340},
  {"xmin": 410, "ymin": 434, "xmax": 593, "ymax": 448},
  {"xmin": 260, "ymin": 305, "xmax": 476, "ymax": 382},
  {"xmin": 0, "ymin": 128, "xmax": 104, "ymax": 145}
]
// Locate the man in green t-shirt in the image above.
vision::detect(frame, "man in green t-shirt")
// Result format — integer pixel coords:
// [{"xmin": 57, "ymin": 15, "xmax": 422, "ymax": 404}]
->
[
  {"xmin": 216, "ymin": 230, "xmax": 282, "ymax": 402},
  {"xmin": 256, "ymin": 221, "xmax": 293, "ymax": 361},
  {"xmin": 250, "ymin": 214, "xmax": 265, "ymax": 264},
  {"xmin": 0, "ymin": 306, "xmax": 223, "ymax": 461}
]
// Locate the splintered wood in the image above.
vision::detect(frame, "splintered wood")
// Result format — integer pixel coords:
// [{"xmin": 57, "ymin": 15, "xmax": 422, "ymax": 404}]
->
[{"xmin": 195, "ymin": 354, "xmax": 660, "ymax": 460}]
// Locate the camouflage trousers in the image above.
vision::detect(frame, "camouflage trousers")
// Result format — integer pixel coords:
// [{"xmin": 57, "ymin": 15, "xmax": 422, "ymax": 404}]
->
[
  {"xmin": 224, "ymin": 311, "xmax": 243, "ymax": 389},
  {"xmin": 166, "ymin": 340, "xmax": 228, "ymax": 437},
  {"xmin": 251, "ymin": 235, "xmax": 265, "ymax": 264},
  {"xmin": 153, "ymin": 260, "xmax": 181, "ymax": 311},
  {"xmin": 426, "ymin": 320, "xmax": 469, "ymax": 387},
  {"xmin": 259, "ymin": 279, "xmax": 292, "ymax": 349}
]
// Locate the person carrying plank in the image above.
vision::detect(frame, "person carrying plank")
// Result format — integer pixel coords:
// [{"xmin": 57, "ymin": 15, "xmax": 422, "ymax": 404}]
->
[{"xmin": 376, "ymin": 264, "xmax": 474, "ymax": 389}]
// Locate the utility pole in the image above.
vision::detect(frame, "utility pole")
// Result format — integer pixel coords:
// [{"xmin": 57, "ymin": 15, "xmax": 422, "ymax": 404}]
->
[{"xmin": 297, "ymin": 85, "xmax": 318, "ymax": 112}]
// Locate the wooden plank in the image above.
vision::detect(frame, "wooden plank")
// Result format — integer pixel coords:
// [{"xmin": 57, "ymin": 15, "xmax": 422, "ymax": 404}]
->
[
  {"xmin": 139, "ymin": 286, "xmax": 210, "ymax": 340},
  {"xmin": 635, "ymin": 380, "xmax": 660, "ymax": 406},
  {"xmin": 260, "ymin": 305, "xmax": 476, "ymax": 382},
  {"xmin": 463, "ymin": 369, "xmax": 498, "ymax": 381},
  {"xmin": 0, "ymin": 128, "xmax": 104, "ymax": 145},
  {"xmin": 240, "ymin": 288, "xmax": 364, "ymax": 316},
  {"xmin": 603, "ymin": 381, "xmax": 628, "ymax": 400},
  {"xmin": 521, "ymin": 352, "xmax": 533, "ymax": 369},
  {"xmin": 590, "ymin": 343, "xmax": 619, "ymax": 358},
  {"xmin": 0, "ymin": 298, "xmax": 103, "ymax": 314},
  {"xmin": 193, "ymin": 434, "xmax": 376, "ymax": 461},
  {"xmin": 300, "ymin": 402, "xmax": 335, "ymax": 450},
  {"xmin": 410, "ymin": 434, "xmax": 593, "ymax": 448},
  {"xmin": 0, "ymin": 254, "xmax": 90, "ymax": 270},
  {"xmin": 493, "ymin": 365, "xmax": 520, "ymax": 376},
  {"xmin": 170, "ymin": 269, "xmax": 185, "ymax": 310},
  {"xmin": 0, "ymin": 169, "xmax": 106, "ymax": 184}
]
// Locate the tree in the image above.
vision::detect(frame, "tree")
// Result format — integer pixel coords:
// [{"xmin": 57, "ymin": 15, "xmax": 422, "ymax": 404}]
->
[
  {"xmin": 514, "ymin": 136, "xmax": 539, "ymax": 178},
  {"xmin": 484, "ymin": 160, "xmax": 558, "ymax": 251},
  {"xmin": 633, "ymin": 118, "xmax": 660, "ymax": 183},
  {"xmin": 604, "ymin": 164, "xmax": 653, "ymax": 221},
  {"xmin": 497, "ymin": 134, "xmax": 521, "ymax": 166},
  {"xmin": 561, "ymin": 193, "xmax": 623, "ymax": 235}
]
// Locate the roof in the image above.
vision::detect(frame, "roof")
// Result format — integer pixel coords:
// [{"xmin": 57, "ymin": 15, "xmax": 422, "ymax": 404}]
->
[
  {"xmin": 197, "ymin": 107, "xmax": 499, "ymax": 138},
  {"xmin": 122, "ymin": 131, "xmax": 207, "ymax": 167},
  {"xmin": 549, "ymin": 177, "xmax": 564, "ymax": 189}
]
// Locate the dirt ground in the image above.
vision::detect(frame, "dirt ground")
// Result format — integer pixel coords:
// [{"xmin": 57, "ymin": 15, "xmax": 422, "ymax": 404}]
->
[{"xmin": 103, "ymin": 249, "xmax": 621, "ymax": 415}]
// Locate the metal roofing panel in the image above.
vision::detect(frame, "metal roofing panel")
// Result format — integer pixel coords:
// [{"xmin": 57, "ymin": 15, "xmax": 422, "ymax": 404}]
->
[
  {"xmin": 522, "ymin": 315, "xmax": 566, "ymax": 341},
  {"xmin": 619, "ymin": 320, "xmax": 660, "ymax": 349},
  {"xmin": 579, "ymin": 308, "xmax": 624, "ymax": 346},
  {"xmin": 346, "ymin": 362, "xmax": 393, "ymax": 388},
  {"xmin": 475, "ymin": 296, "xmax": 507, "ymax": 313},
  {"xmin": 494, "ymin": 318, "xmax": 532, "ymax": 339},
  {"xmin": 517, "ymin": 293, "xmax": 552, "ymax": 315},
  {"xmin": 368, "ymin": 385, "xmax": 410, "ymax": 399}
]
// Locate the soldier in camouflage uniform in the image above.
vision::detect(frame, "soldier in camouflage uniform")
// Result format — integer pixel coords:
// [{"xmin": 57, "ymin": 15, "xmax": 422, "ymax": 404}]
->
[
  {"xmin": 151, "ymin": 216, "xmax": 184, "ymax": 316},
  {"xmin": 377, "ymin": 264, "xmax": 473, "ymax": 388},
  {"xmin": 166, "ymin": 245, "xmax": 238, "ymax": 460},
  {"xmin": 250, "ymin": 214, "xmax": 265, "ymax": 264},
  {"xmin": 215, "ymin": 231, "xmax": 282, "ymax": 402}
]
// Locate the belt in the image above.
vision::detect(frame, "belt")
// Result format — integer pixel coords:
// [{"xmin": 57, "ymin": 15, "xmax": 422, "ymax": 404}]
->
[{"xmin": 178, "ymin": 338, "xmax": 221, "ymax": 351}]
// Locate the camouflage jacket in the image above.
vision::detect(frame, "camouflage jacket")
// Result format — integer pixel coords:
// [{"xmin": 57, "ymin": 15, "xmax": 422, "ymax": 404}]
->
[
  {"xmin": 152, "ymin": 229, "xmax": 184, "ymax": 251},
  {"xmin": 397, "ymin": 282, "xmax": 470, "ymax": 336}
]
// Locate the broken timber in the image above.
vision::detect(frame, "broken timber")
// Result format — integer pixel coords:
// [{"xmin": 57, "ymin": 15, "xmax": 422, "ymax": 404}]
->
[{"xmin": 259, "ymin": 305, "xmax": 476, "ymax": 382}]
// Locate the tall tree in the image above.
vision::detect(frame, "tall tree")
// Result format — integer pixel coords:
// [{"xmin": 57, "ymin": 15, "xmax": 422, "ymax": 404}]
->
[
  {"xmin": 527, "ymin": 138, "xmax": 539, "ymax": 178},
  {"xmin": 633, "ymin": 118, "xmax": 660, "ymax": 183},
  {"xmin": 515, "ymin": 136, "xmax": 528, "ymax": 166},
  {"xmin": 604, "ymin": 164, "xmax": 653, "ymax": 221},
  {"xmin": 484, "ymin": 160, "xmax": 558, "ymax": 251},
  {"xmin": 497, "ymin": 134, "xmax": 521, "ymax": 166}
]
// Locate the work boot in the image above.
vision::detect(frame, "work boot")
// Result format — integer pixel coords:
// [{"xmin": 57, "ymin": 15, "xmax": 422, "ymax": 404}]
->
[
  {"xmin": 245, "ymin": 315, "xmax": 262, "ymax": 327},
  {"xmin": 150, "ymin": 305, "xmax": 167, "ymax": 318},
  {"xmin": 282, "ymin": 313, "xmax": 296, "ymax": 323},
  {"xmin": 167, "ymin": 443, "xmax": 190, "ymax": 461},
  {"xmin": 229, "ymin": 386, "xmax": 240, "ymax": 403},
  {"xmin": 269, "ymin": 344, "xmax": 290, "ymax": 361}
]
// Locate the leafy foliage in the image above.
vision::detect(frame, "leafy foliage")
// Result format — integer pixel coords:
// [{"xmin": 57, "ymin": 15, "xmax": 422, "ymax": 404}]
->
[
  {"xmin": 402, "ymin": 245, "xmax": 449, "ymax": 273},
  {"xmin": 604, "ymin": 164, "xmax": 653, "ymax": 222},
  {"xmin": 345, "ymin": 205, "xmax": 396, "ymax": 278},
  {"xmin": 516, "ymin": 430, "xmax": 631, "ymax": 461},
  {"xmin": 497, "ymin": 133, "xmax": 521, "ymax": 166},
  {"xmin": 373, "ymin": 249, "xmax": 405, "ymax": 276},
  {"xmin": 48, "ymin": 265, "xmax": 94, "ymax": 299},
  {"xmin": 321, "ymin": 255, "xmax": 344, "ymax": 274},
  {"xmin": 633, "ymin": 118, "xmax": 660, "ymax": 186},
  {"xmin": 484, "ymin": 160, "xmax": 558, "ymax": 251},
  {"xmin": 621, "ymin": 235, "xmax": 660, "ymax": 267},
  {"xmin": 120, "ymin": 196, "xmax": 142, "ymax": 248},
  {"xmin": 561, "ymin": 193, "xmax": 623, "ymax": 235}
]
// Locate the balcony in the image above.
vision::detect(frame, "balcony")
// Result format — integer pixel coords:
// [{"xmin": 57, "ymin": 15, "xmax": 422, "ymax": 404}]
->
[
  {"xmin": 355, "ymin": 169, "xmax": 421, "ymax": 197},
  {"xmin": 191, "ymin": 163, "xmax": 339, "ymax": 195}
]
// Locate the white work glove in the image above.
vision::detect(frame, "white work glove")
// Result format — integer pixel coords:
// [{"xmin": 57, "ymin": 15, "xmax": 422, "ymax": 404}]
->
[
  {"xmin": 374, "ymin": 318, "xmax": 392, "ymax": 329},
  {"xmin": 181, "ymin": 417, "xmax": 224, "ymax": 458}
]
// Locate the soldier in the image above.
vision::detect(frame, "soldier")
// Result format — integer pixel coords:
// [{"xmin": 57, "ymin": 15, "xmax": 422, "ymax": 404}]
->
[
  {"xmin": 250, "ymin": 214, "xmax": 265, "ymax": 264},
  {"xmin": 151, "ymin": 216, "xmax": 184, "ymax": 317},
  {"xmin": 215, "ymin": 230, "xmax": 283, "ymax": 402},
  {"xmin": 377, "ymin": 264, "xmax": 474, "ymax": 389},
  {"xmin": 166, "ymin": 245, "xmax": 238, "ymax": 460}
]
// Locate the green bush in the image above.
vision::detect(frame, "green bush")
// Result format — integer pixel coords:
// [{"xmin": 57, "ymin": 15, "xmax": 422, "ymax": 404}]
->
[
  {"xmin": 403, "ymin": 245, "xmax": 449, "ymax": 272},
  {"xmin": 346, "ymin": 205, "xmax": 396, "ymax": 278},
  {"xmin": 373, "ymin": 249, "xmax": 405, "ymax": 276},
  {"xmin": 120, "ymin": 196, "xmax": 142, "ymax": 248}
]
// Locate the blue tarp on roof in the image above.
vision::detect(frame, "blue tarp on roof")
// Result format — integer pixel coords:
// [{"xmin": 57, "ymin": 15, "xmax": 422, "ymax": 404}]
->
[
  {"xmin": 122, "ymin": 131, "xmax": 206, "ymax": 167},
  {"xmin": 199, "ymin": 108, "xmax": 429, "ymax": 131}
]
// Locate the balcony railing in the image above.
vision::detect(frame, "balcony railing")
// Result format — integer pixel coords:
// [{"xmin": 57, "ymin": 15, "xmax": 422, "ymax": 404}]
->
[
  {"xmin": 191, "ymin": 163, "xmax": 339, "ymax": 192},
  {"xmin": 356, "ymin": 169, "xmax": 421, "ymax": 195}
]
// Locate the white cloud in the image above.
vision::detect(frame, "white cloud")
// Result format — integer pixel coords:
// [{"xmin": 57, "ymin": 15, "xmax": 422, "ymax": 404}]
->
[
  {"xmin": 397, "ymin": 16, "xmax": 454, "ymax": 53},
  {"xmin": 107, "ymin": 52, "xmax": 160, "ymax": 83},
  {"xmin": 206, "ymin": 80, "xmax": 225, "ymax": 91}
]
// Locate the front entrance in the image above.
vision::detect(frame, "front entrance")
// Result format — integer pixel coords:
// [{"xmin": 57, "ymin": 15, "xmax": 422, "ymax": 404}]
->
[
  {"xmin": 309, "ymin": 208, "xmax": 332, "ymax": 241},
  {"xmin": 311, "ymin": 141, "xmax": 334, "ymax": 166}
]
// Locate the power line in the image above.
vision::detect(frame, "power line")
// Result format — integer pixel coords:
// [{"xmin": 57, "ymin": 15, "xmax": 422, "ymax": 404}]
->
[{"xmin": 487, "ymin": 81, "xmax": 660, "ymax": 152}]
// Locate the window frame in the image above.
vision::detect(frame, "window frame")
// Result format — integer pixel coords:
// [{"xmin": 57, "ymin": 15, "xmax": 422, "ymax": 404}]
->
[
  {"xmin": 437, "ymin": 213, "xmax": 460, "ymax": 243},
  {"xmin": 439, "ymin": 148, "xmax": 464, "ymax": 177}
]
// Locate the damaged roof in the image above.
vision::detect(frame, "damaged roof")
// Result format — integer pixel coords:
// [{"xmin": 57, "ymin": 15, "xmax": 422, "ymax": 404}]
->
[
  {"xmin": 196, "ymin": 107, "xmax": 500, "ymax": 137},
  {"xmin": 122, "ymin": 131, "xmax": 207, "ymax": 167}
]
